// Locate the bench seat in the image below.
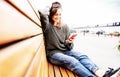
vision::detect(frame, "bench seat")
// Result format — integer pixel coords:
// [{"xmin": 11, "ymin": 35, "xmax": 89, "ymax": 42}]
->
[{"xmin": 48, "ymin": 63, "xmax": 79, "ymax": 77}]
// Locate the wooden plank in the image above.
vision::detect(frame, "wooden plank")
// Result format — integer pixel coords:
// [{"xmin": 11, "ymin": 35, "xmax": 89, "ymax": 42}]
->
[
  {"xmin": 0, "ymin": 1, "xmax": 42, "ymax": 45},
  {"xmin": 37, "ymin": 44, "xmax": 48, "ymax": 77},
  {"xmin": 6, "ymin": 0, "xmax": 40, "ymax": 26},
  {"xmin": 27, "ymin": 0, "xmax": 40, "ymax": 19},
  {"xmin": 75, "ymin": 74, "xmax": 79, "ymax": 77},
  {"xmin": 0, "ymin": 35, "xmax": 41, "ymax": 77},
  {"xmin": 41, "ymin": 44, "xmax": 48, "ymax": 77},
  {"xmin": 24, "ymin": 35, "xmax": 48, "ymax": 77},
  {"xmin": 59, "ymin": 67, "xmax": 68, "ymax": 77},
  {"xmin": 49, "ymin": 64, "xmax": 76, "ymax": 77},
  {"xmin": 54, "ymin": 65, "xmax": 61, "ymax": 77},
  {"xmin": 66, "ymin": 69, "xmax": 75, "ymax": 77},
  {"xmin": 48, "ymin": 63, "xmax": 55, "ymax": 77}
]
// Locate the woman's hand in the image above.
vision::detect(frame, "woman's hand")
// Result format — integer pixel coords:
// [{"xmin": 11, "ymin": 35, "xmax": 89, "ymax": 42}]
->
[
  {"xmin": 66, "ymin": 33, "xmax": 77, "ymax": 44},
  {"xmin": 66, "ymin": 38, "xmax": 73, "ymax": 44}
]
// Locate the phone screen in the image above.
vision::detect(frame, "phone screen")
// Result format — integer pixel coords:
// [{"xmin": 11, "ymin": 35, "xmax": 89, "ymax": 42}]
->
[{"xmin": 69, "ymin": 34, "xmax": 77, "ymax": 39}]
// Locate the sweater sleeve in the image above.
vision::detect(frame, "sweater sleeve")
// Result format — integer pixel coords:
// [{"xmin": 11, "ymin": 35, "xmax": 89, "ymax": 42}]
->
[
  {"xmin": 64, "ymin": 42, "xmax": 74, "ymax": 50},
  {"xmin": 38, "ymin": 10, "xmax": 49, "ymax": 32},
  {"xmin": 64, "ymin": 24, "xmax": 74, "ymax": 50}
]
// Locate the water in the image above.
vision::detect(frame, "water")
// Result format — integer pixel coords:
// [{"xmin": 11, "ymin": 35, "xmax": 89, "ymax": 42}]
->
[
  {"xmin": 76, "ymin": 26, "xmax": 120, "ymax": 34},
  {"xmin": 73, "ymin": 33, "xmax": 120, "ymax": 71}
]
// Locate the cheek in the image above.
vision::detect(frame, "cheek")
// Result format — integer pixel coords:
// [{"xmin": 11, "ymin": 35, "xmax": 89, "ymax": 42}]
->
[
  {"xmin": 52, "ymin": 16, "xmax": 59, "ymax": 22},
  {"xmin": 52, "ymin": 16, "xmax": 56, "ymax": 21}
]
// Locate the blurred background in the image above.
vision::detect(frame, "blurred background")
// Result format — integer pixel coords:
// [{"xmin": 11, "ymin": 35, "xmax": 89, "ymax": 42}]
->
[{"xmin": 33, "ymin": 0, "xmax": 120, "ymax": 28}]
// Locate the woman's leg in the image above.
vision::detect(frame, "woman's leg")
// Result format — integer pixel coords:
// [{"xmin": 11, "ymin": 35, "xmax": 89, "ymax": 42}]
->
[
  {"xmin": 64, "ymin": 50, "xmax": 99, "ymax": 75},
  {"xmin": 48, "ymin": 52, "xmax": 96, "ymax": 77},
  {"xmin": 64, "ymin": 51, "xmax": 120, "ymax": 77}
]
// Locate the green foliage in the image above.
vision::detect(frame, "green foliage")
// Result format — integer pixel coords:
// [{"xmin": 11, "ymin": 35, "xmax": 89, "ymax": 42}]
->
[{"xmin": 118, "ymin": 44, "xmax": 120, "ymax": 51}]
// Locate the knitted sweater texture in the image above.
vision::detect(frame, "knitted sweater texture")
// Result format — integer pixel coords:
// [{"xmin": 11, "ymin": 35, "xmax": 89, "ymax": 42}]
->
[{"xmin": 44, "ymin": 23, "xmax": 73, "ymax": 57}]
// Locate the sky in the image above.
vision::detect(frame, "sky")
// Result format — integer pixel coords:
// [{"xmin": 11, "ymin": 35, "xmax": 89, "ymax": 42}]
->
[{"xmin": 35, "ymin": 0, "xmax": 120, "ymax": 28}]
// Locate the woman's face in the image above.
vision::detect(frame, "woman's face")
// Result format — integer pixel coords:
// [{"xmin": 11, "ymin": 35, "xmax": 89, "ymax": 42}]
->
[{"xmin": 52, "ymin": 8, "xmax": 62, "ymax": 24}]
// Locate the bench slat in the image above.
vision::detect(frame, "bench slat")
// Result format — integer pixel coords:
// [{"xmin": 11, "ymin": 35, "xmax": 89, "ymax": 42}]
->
[
  {"xmin": 38, "ymin": 45, "xmax": 48, "ymax": 77},
  {"xmin": 59, "ymin": 67, "xmax": 68, "ymax": 77},
  {"xmin": 0, "ymin": 35, "xmax": 41, "ymax": 77},
  {"xmin": 66, "ymin": 70, "xmax": 75, "ymax": 77},
  {"xmin": 24, "ymin": 36, "xmax": 48, "ymax": 77},
  {"xmin": 54, "ymin": 65, "xmax": 61, "ymax": 77},
  {"xmin": 27, "ymin": 0, "xmax": 40, "ymax": 19},
  {"xmin": 75, "ymin": 74, "xmax": 79, "ymax": 77},
  {"xmin": 48, "ymin": 63, "xmax": 55, "ymax": 77},
  {"xmin": 0, "ymin": 1, "xmax": 42, "ymax": 45},
  {"xmin": 48, "ymin": 63, "xmax": 77, "ymax": 77},
  {"xmin": 6, "ymin": 0, "xmax": 40, "ymax": 26}
]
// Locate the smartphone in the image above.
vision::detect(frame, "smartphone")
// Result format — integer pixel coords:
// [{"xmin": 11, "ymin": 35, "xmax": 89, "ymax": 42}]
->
[{"xmin": 69, "ymin": 34, "xmax": 77, "ymax": 39}]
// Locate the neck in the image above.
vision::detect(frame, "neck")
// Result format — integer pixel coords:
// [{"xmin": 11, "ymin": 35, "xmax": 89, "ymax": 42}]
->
[{"xmin": 54, "ymin": 22, "xmax": 61, "ymax": 28}]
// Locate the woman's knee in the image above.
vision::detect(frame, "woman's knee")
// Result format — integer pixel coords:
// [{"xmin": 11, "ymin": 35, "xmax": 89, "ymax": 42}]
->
[{"xmin": 63, "ymin": 56, "xmax": 80, "ymax": 69}]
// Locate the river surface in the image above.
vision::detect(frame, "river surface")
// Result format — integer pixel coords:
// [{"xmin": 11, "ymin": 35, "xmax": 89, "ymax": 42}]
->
[{"xmin": 73, "ymin": 33, "xmax": 120, "ymax": 76}]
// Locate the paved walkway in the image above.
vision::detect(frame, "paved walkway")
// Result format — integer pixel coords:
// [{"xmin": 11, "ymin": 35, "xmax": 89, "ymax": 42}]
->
[{"xmin": 73, "ymin": 33, "xmax": 120, "ymax": 77}]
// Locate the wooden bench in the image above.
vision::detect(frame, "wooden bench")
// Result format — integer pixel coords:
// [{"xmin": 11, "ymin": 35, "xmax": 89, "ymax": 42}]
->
[
  {"xmin": 0, "ymin": 0, "xmax": 78, "ymax": 77},
  {"xmin": 48, "ymin": 63, "xmax": 79, "ymax": 77}
]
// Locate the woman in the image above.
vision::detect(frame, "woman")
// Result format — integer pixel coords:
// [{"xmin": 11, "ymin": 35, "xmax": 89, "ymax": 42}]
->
[{"xmin": 39, "ymin": 1, "xmax": 119, "ymax": 77}]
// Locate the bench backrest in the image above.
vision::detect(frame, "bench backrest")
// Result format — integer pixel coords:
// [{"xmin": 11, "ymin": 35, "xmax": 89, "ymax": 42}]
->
[{"xmin": 0, "ymin": 0, "xmax": 48, "ymax": 77}]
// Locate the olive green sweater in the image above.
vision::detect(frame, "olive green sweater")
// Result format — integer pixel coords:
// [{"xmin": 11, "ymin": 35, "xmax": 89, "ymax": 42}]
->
[
  {"xmin": 39, "ymin": 10, "xmax": 73, "ymax": 57},
  {"xmin": 44, "ymin": 23, "xmax": 73, "ymax": 57}
]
